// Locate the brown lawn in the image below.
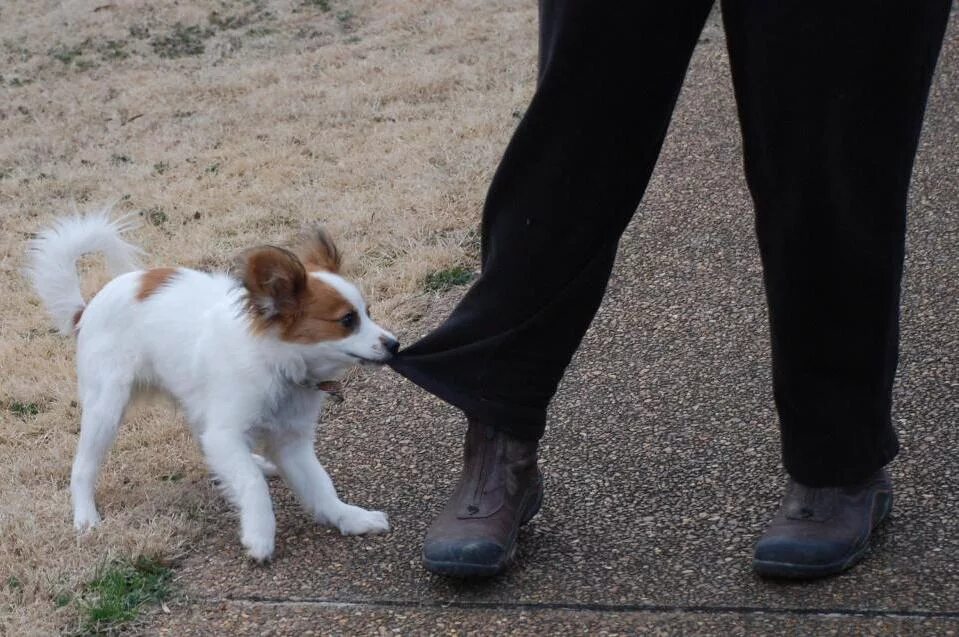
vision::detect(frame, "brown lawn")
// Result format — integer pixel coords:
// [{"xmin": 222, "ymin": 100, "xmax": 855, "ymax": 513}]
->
[{"xmin": 0, "ymin": 0, "xmax": 535, "ymax": 632}]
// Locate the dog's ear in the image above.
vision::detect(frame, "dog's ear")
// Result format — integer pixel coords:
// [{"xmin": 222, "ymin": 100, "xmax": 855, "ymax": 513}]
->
[
  {"xmin": 294, "ymin": 226, "xmax": 342, "ymax": 273},
  {"xmin": 235, "ymin": 246, "xmax": 307, "ymax": 320}
]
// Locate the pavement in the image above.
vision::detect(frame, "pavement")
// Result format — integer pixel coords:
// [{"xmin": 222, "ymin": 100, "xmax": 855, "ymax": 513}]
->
[{"xmin": 149, "ymin": 7, "xmax": 958, "ymax": 636}]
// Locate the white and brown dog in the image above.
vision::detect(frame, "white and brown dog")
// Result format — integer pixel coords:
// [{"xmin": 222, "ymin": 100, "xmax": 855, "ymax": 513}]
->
[{"xmin": 26, "ymin": 210, "xmax": 397, "ymax": 560}]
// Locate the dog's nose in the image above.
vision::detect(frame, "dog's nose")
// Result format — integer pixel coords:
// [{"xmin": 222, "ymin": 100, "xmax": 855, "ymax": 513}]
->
[{"xmin": 380, "ymin": 335, "xmax": 400, "ymax": 356}]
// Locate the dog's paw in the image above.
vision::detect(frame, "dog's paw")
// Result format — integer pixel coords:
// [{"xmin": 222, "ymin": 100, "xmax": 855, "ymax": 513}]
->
[
  {"xmin": 74, "ymin": 509, "xmax": 102, "ymax": 533},
  {"xmin": 336, "ymin": 505, "xmax": 390, "ymax": 536},
  {"xmin": 242, "ymin": 533, "xmax": 275, "ymax": 562}
]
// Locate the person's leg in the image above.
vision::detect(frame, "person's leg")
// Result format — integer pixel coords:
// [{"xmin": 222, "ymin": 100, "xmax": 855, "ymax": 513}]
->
[
  {"xmin": 722, "ymin": 0, "xmax": 950, "ymax": 576},
  {"xmin": 393, "ymin": 0, "xmax": 714, "ymax": 576},
  {"xmin": 391, "ymin": 0, "xmax": 715, "ymax": 441}
]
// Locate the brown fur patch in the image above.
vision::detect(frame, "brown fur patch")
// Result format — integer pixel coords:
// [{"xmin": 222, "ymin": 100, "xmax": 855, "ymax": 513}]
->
[
  {"xmin": 294, "ymin": 227, "xmax": 342, "ymax": 273},
  {"xmin": 237, "ymin": 246, "xmax": 306, "ymax": 331},
  {"xmin": 280, "ymin": 276, "xmax": 356, "ymax": 343},
  {"xmin": 72, "ymin": 308, "xmax": 84, "ymax": 330},
  {"xmin": 136, "ymin": 268, "xmax": 179, "ymax": 301},
  {"xmin": 237, "ymin": 246, "xmax": 356, "ymax": 342}
]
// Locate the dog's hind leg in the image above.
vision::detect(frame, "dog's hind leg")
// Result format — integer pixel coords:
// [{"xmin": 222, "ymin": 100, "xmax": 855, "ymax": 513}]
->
[
  {"xmin": 71, "ymin": 377, "xmax": 132, "ymax": 531},
  {"xmin": 268, "ymin": 434, "xmax": 390, "ymax": 536}
]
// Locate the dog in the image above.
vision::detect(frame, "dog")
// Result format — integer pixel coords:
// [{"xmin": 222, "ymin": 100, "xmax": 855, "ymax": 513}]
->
[{"xmin": 25, "ymin": 209, "xmax": 397, "ymax": 561}]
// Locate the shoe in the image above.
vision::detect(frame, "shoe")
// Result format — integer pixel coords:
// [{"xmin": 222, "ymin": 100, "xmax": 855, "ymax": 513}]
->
[
  {"xmin": 422, "ymin": 418, "xmax": 543, "ymax": 577},
  {"xmin": 753, "ymin": 468, "xmax": 893, "ymax": 579}
]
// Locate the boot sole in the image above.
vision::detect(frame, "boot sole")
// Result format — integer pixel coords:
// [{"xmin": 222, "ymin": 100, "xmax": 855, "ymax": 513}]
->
[
  {"xmin": 753, "ymin": 492, "xmax": 892, "ymax": 580},
  {"xmin": 423, "ymin": 483, "xmax": 544, "ymax": 578}
]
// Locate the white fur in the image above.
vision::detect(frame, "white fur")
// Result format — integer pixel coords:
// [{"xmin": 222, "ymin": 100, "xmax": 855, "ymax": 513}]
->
[
  {"xmin": 25, "ymin": 207, "xmax": 141, "ymax": 335},
  {"xmin": 25, "ymin": 212, "xmax": 396, "ymax": 561}
]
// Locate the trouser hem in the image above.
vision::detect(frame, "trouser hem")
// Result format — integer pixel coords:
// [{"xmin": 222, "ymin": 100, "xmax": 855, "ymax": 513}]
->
[
  {"xmin": 783, "ymin": 435, "xmax": 900, "ymax": 488},
  {"xmin": 389, "ymin": 358, "xmax": 547, "ymax": 441}
]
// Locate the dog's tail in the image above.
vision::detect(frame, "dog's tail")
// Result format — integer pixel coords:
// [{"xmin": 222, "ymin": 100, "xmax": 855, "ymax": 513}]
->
[{"xmin": 25, "ymin": 207, "xmax": 142, "ymax": 335}]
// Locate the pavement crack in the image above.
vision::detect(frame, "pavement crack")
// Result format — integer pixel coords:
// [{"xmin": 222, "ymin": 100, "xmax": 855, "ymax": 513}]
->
[{"xmin": 198, "ymin": 596, "xmax": 959, "ymax": 620}]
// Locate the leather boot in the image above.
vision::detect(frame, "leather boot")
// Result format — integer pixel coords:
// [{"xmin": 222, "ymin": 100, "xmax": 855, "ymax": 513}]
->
[
  {"xmin": 753, "ymin": 468, "xmax": 893, "ymax": 579},
  {"xmin": 422, "ymin": 419, "xmax": 543, "ymax": 577}
]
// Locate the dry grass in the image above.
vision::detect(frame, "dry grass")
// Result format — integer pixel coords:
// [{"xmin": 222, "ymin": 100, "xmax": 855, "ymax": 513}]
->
[{"xmin": 0, "ymin": 0, "xmax": 536, "ymax": 632}]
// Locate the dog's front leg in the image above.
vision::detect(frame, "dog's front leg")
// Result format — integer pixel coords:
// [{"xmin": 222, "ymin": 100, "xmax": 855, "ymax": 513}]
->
[
  {"xmin": 201, "ymin": 428, "xmax": 276, "ymax": 561},
  {"xmin": 270, "ymin": 434, "xmax": 390, "ymax": 536}
]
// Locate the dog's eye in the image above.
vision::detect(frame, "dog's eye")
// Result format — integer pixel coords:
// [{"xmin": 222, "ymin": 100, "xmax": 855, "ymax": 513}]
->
[{"xmin": 339, "ymin": 311, "xmax": 358, "ymax": 329}]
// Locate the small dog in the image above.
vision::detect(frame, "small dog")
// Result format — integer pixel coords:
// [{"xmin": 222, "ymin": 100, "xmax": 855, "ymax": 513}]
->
[{"xmin": 26, "ymin": 210, "xmax": 397, "ymax": 560}]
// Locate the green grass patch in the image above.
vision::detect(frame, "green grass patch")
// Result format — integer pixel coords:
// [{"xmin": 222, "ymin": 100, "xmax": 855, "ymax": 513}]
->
[
  {"xmin": 335, "ymin": 9, "xmax": 355, "ymax": 29},
  {"xmin": 50, "ymin": 43, "xmax": 84, "ymax": 65},
  {"xmin": 77, "ymin": 557, "xmax": 172, "ymax": 634},
  {"xmin": 303, "ymin": 0, "xmax": 332, "ymax": 11},
  {"xmin": 129, "ymin": 25, "xmax": 151, "ymax": 40},
  {"xmin": 209, "ymin": 10, "xmax": 253, "ymax": 30},
  {"xmin": 245, "ymin": 26, "xmax": 276, "ymax": 38},
  {"xmin": 96, "ymin": 39, "xmax": 129, "ymax": 60},
  {"xmin": 54, "ymin": 591, "xmax": 73, "ymax": 608},
  {"xmin": 48, "ymin": 40, "xmax": 104, "ymax": 69},
  {"xmin": 8, "ymin": 400, "xmax": 40, "ymax": 418},
  {"xmin": 209, "ymin": 0, "xmax": 273, "ymax": 33},
  {"xmin": 151, "ymin": 24, "xmax": 214, "ymax": 58},
  {"xmin": 144, "ymin": 207, "xmax": 168, "ymax": 226},
  {"xmin": 424, "ymin": 266, "xmax": 475, "ymax": 292}
]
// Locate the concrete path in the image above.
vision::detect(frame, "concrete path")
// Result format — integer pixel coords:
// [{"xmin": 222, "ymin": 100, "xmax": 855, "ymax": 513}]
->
[{"xmin": 150, "ymin": 7, "xmax": 958, "ymax": 636}]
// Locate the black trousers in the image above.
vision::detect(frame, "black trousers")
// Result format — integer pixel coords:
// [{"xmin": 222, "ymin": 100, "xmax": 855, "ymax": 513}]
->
[{"xmin": 390, "ymin": 1, "xmax": 950, "ymax": 488}]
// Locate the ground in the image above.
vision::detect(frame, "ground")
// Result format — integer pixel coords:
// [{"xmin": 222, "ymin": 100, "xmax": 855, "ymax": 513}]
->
[{"xmin": 1, "ymin": 1, "xmax": 956, "ymax": 635}]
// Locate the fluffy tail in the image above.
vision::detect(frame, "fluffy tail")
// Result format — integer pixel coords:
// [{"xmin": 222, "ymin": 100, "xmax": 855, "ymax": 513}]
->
[{"xmin": 25, "ymin": 208, "xmax": 142, "ymax": 335}]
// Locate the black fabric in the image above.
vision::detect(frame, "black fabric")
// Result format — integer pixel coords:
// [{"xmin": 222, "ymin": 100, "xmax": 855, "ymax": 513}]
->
[{"xmin": 389, "ymin": 0, "xmax": 951, "ymax": 488}]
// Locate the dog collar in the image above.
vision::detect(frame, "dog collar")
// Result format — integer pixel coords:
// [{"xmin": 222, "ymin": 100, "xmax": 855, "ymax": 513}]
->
[{"xmin": 296, "ymin": 378, "xmax": 343, "ymax": 395}]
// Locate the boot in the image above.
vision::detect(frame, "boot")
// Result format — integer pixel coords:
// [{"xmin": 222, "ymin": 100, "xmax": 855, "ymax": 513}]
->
[
  {"xmin": 753, "ymin": 468, "xmax": 893, "ymax": 578},
  {"xmin": 422, "ymin": 419, "xmax": 543, "ymax": 577}
]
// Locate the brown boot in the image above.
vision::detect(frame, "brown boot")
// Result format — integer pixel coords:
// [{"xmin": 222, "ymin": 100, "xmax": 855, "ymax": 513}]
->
[
  {"xmin": 422, "ymin": 419, "xmax": 543, "ymax": 577},
  {"xmin": 753, "ymin": 469, "xmax": 893, "ymax": 579}
]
